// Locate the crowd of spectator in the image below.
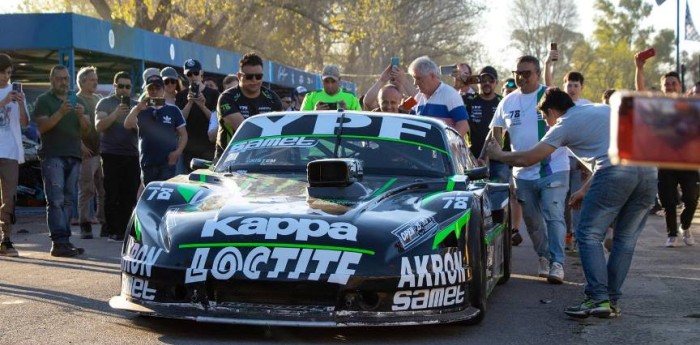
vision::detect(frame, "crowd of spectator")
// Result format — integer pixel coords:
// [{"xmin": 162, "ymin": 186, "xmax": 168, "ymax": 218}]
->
[{"xmin": 0, "ymin": 46, "xmax": 698, "ymax": 320}]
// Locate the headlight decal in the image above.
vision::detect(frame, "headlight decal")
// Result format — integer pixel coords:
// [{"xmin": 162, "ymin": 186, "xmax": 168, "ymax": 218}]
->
[{"xmin": 432, "ymin": 210, "xmax": 471, "ymax": 250}]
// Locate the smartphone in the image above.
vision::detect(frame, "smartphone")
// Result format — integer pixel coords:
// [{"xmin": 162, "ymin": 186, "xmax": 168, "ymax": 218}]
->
[
  {"xmin": 638, "ymin": 47, "xmax": 656, "ymax": 62},
  {"xmin": 505, "ymin": 79, "xmax": 517, "ymax": 88},
  {"xmin": 550, "ymin": 43, "xmax": 558, "ymax": 62},
  {"xmin": 400, "ymin": 96, "xmax": 417, "ymax": 110},
  {"xmin": 189, "ymin": 82, "xmax": 199, "ymax": 98},
  {"xmin": 391, "ymin": 57, "xmax": 400, "ymax": 68},
  {"xmin": 68, "ymin": 90, "xmax": 77, "ymax": 107},
  {"xmin": 12, "ymin": 82, "xmax": 22, "ymax": 93},
  {"xmin": 440, "ymin": 65, "xmax": 456, "ymax": 76},
  {"xmin": 148, "ymin": 97, "xmax": 166, "ymax": 107},
  {"xmin": 120, "ymin": 95, "xmax": 131, "ymax": 106},
  {"xmin": 323, "ymin": 102, "xmax": 338, "ymax": 110},
  {"xmin": 465, "ymin": 75, "xmax": 482, "ymax": 84}
]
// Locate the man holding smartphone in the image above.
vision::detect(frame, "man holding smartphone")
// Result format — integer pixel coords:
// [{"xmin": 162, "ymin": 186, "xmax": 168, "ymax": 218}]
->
[
  {"xmin": 124, "ymin": 75, "xmax": 187, "ymax": 186},
  {"xmin": 95, "ymin": 71, "xmax": 139, "ymax": 242},
  {"xmin": 0, "ymin": 53, "xmax": 28, "ymax": 257},
  {"xmin": 32, "ymin": 65, "xmax": 90, "ymax": 257},
  {"xmin": 301, "ymin": 64, "xmax": 362, "ymax": 111}
]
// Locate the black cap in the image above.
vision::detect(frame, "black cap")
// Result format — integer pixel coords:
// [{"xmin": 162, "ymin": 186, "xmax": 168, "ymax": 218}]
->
[
  {"xmin": 145, "ymin": 74, "xmax": 164, "ymax": 88},
  {"xmin": 183, "ymin": 59, "xmax": 202, "ymax": 73},
  {"xmin": 478, "ymin": 66, "xmax": 498, "ymax": 79}
]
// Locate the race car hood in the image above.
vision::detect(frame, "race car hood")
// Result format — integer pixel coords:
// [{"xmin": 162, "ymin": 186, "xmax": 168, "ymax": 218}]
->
[{"xmin": 133, "ymin": 170, "xmax": 473, "ymax": 280}]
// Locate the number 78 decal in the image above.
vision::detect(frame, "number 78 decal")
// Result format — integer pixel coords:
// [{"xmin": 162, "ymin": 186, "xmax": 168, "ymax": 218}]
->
[{"xmin": 442, "ymin": 196, "xmax": 468, "ymax": 209}]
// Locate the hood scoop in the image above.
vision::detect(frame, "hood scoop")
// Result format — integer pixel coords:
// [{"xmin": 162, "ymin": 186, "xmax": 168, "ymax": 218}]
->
[{"xmin": 306, "ymin": 158, "xmax": 370, "ymax": 199}]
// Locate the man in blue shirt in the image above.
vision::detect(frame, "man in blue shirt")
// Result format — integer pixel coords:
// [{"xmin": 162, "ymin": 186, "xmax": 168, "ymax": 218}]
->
[
  {"xmin": 124, "ymin": 75, "xmax": 187, "ymax": 186},
  {"xmin": 407, "ymin": 56, "xmax": 470, "ymax": 138}
]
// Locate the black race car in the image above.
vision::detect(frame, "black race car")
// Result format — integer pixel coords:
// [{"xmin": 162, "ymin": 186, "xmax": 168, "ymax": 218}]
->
[{"xmin": 110, "ymin": 111, "xmax": 511, "ymax": 326}]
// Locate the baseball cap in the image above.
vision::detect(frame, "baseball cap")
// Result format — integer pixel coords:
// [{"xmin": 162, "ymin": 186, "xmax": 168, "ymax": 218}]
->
[
  {"xmin": 142, "ymin": 67, "xmax": 160, "ymax": 89},
  {"xmin": 145, "ymin": 74, "xmax": 164, "ymax": 88},
  {"xmin": 478, "ymin": 66, "xmax": 498, "ymax": 80},
  {"xmin": 183, "ymin": 59, "xmax": 202, "ymax": 73},
  {"xmin": 160, "ymin": 67, "xmax": 179, "ymax": 80},
  {"xmin": 321, "ymin": 65, "xmax": 340, "ymax": 81},
  {"xmin": 295, "ymin": 86, "xmax": 308, "ymax": 95}
]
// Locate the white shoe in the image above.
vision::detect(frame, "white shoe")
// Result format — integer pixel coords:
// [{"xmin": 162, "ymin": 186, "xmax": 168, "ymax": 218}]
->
[
  {"xmin": 547, "ymin": 262, "xmax": 564, "ymax": 284},
  {"xmin": 538, "ymin": 257, "xmax": 550, "ymax": 277},
  {"xmin": 665, "ymin": 236, "xmax": 677, "ymax": 248},
  {"xmin": 682, "ymin": 228, "xmax": 695, "ymax": 246}
]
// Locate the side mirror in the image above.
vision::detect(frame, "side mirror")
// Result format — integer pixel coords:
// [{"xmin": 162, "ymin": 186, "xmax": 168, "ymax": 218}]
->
[
  {"xmin": 465, "ymin": 166, "xmax": 489, "ymax": 181},
  {"xmin": 190, "ymin": 158, "xmax": 213, "ymax": 171}
]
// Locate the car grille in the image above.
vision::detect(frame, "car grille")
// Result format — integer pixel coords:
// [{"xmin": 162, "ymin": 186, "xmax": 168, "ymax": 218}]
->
[{"xmin": 208, "ymin": 280, "xmax": 340, "ymax": 306}]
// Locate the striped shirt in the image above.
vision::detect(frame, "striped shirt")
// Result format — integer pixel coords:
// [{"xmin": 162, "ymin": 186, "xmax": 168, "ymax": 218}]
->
[{"xmin": 410, "ymin": 82, "xmax": 469, "ymax": 127}]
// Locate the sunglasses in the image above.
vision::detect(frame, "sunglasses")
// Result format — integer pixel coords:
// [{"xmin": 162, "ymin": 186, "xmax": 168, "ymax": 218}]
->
[
  {"xmin": 480, "ymin": 76, "xmax": 495, "ymax": 83},
  {"xmin": 164, "ymin": 79, "xmax": 178, "ymax": 85},
  {"xmin": 242, "ymin": 73, "xmax": 264, "ymax": 80},
  {"xmin": 512, "ymin": 70, "xmax": 534, "ymax": 79},
  {"xmin": 116, "ymin": 83, "xmax": 132, "ymax": 89},
  {"xmin": 186, "ymin": 71, "xmax": 201, "ymax": 77}
]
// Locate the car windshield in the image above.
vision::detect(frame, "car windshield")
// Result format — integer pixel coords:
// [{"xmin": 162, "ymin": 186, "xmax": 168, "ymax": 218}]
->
[{"xmin": 215, "ymin": 136, "xmax": 450, "ymax": 178}]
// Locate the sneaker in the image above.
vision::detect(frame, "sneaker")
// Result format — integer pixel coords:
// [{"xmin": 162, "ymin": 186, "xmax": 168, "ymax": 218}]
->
[
  {"xmin": 537, "ymin": 256, "xmax": 550, "ymax": 278},
  {"xmin": 665, "ymin": 236, "xmax": 677, "ymax": 248},
  {"xmin": 564, "ymin": 298, "xmax": 611, "ymax": 319},
  {"xmin": 107, "ymin": 233, "xmax": 125, "ymax": 242},
  {"xmin": 547, "ymin": 262, "xmax": 564, "ymax": 284},
  {"xmin": 50, "ymin": 243, "xmax": 84, "ymax": 257},
  {"xmin": 0, "ymin": 241, "xmax": 19, "ymax": 257},
  {"xmin": 682, "ymin": 227, "xmax": 695, "ymax": 246},
  {"xmin": 79, "ymin": 222, "xmax": 93, "ymax": 239},
  {"xmin": 565, "ymin": 233, "xmax": 574, "ymax": 251},
  {"xmin": 511, "ymin": 229, "xmax": 523, "ymax": 246},
  {"xmin": 609, "ymin": 300, "xmax": 622, "ymax": 318}
]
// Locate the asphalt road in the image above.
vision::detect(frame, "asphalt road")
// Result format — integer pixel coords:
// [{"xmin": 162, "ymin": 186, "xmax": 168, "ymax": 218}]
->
[{"xmin": 1, "ymin": 208, "xmax": 698, "ymax": 345}]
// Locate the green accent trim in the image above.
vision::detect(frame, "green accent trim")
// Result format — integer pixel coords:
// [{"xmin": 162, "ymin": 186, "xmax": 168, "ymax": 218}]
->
[
  {"xmin": 134, "ymin": 215, "xmax": 142, "ymax": 242},
  {"xmin": 229, "ymin": 134, "xmax": 448, "ymax": 155},
  {"xmin": 200, "ymin": 174, "xmax": 207, "ymax": 183},
  {"xmin": 177, "ymin": 185, "xmax": 199, "ymax": 203},
  {"xmin": 432, "ymin": 210, "xmax": 471, "ymax": 250},
  {"xmin": 484, "ymin": 223, "xmax": 505, "ymax": 245},
  {"xmin": 178, "ymin": 242, "xmax": 376, "ymax": 255},
  {"xmin": 445, "ymin": 176, "xmax": 457, "ymax": 191},
  {"xmin": 371, "ymin": 177, "xmax": 397, "ymax": 197},
  {"xmin": 421, "ymin": 191, "xmax": 444, "ymax": 205},
  {"xmin": 535, "ymin": 86, "xmax": 549, "ymax": 178}
]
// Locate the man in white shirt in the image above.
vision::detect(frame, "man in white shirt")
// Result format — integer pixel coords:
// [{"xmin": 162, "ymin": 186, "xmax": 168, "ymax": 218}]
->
[
  {"xmin": 0, "ymin": 53, "xmax": 28, "ymax": 257},
  {"xmin": 489, "ymin": 55, "xmax": 569, "ymax": 284}
]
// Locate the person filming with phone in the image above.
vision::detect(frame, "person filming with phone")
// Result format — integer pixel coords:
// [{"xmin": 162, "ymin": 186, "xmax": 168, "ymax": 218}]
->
[
  {"xmin": 0, "ymin": 53, "xmax": 28, "ymax": 257},
  {"xmin": 124, "ymin": 75, "xmax": 187, "ymax": 186},
  {"xmin": 301, "ymin": 64, "xmax": 362, "ymax": 111},
  {"xmin": 31, "ymin": 65, "xmax": 90, "ymax": 257}
]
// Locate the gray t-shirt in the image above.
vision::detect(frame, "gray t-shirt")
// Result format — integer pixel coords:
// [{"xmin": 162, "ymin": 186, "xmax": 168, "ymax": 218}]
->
[
  {"xmin": 541, "ymin": 104, "xmax": 611, "ymax": 171},
  {"xmin": 96, "ymin": 95, "xmax": 138, "ymax": 156}
]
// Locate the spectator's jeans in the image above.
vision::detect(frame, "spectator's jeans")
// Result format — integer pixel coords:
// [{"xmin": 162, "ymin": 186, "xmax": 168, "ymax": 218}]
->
[
  {"xmin": 576, "ymin": 165, "xmax": 657, "ymax": 302},
  {"xmin": 78, "ymin": 155, "xmax": 105, "ymax": 224},
  {"xmin": 489, "ymin": 160, "xmax": 511, "ymax": 183},
  {"xmin": 657, "ymin": 169, "xmax": 699, "ymax": 236},
  {"xmin": 141, "ymin": 164, "xmax": 176, "ymax": 186},
  {"xmin": 41, "ymin": 157, "xmax": 81, "ymax": 244},
  {"xmin": 0, "ymin": 158, "xmax": 19, "ymax": 243},
  {"xmin": 514, "ymin": 171, "xmax": 569, "ymax": 265},
  {"xmin": 102, "ymin": 154, "xmax": 140, "ymax": 237}
]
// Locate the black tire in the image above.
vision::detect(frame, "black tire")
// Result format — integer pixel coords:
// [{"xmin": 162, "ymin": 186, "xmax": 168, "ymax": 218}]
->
[
  {"xmin": 463, "ymin": 215, "xmax": 487, "ymax": 326},
  {"xmin": 498, "ymin": 204, "xmax": 512, "ymax": 285}
]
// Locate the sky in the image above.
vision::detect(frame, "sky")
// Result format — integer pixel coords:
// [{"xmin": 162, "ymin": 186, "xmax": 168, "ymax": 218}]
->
[
  {"xmin": 482, "ymin": 0, "xmax": 700, "ymax": 69},
  {"xmin": 1, "ymin": 0, "xmax": 699, "ymax": 70}
]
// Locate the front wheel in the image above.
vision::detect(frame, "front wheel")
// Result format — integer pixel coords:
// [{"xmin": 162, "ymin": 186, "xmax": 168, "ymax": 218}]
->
[{"xmin": 462, "ymin": 216, "xmax": 487, "ymax": 325}]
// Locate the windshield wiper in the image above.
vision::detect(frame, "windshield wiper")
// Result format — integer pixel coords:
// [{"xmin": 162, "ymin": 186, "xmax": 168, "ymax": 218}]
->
[{"xmin": 333, "ymin": 111, "xmax": 347, "ymax": 158}]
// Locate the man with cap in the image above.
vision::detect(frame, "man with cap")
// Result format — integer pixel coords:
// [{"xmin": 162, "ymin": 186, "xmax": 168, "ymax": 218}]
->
[
  {"xmin": 124, "ymin": 74, "xmax": 187, "ymax": 186},
  {"xmin": 176, "ymin": 58, "xmax": 219, "ymax": 171},
  {"xmin": 215, "ymin": 52, "xmax": 282, "ymax": 159},
  {"xmin": 301, "ymin": 65, "xmax": 362, "ymax": 111},
  {"xmin": 160, "ymin": 67, "xmax": 182, "ymax": 105},
  {"xmin": 293, "ymin": 86, "xmax": 307, "ymax": 110}
]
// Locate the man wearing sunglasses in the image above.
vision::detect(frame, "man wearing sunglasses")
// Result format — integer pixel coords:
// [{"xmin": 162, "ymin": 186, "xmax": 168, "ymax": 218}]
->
[
  {"xmin": 95, "ymin": 72, "xmax": 139, "ymax": 242},
  {"xmin": 176, "ymin": 59, "xmax": 219, "ymax": 171},
  {"xmin": 301, "ymin": 64, "xmax": 362, "ymax": 111},
  {"xmin": 215, "ymin": 52, "xmax": 282, "ymax": 159},
  {"xmin": 489, "ymin": 55, "xmax": 570, "ymax": 285}
]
